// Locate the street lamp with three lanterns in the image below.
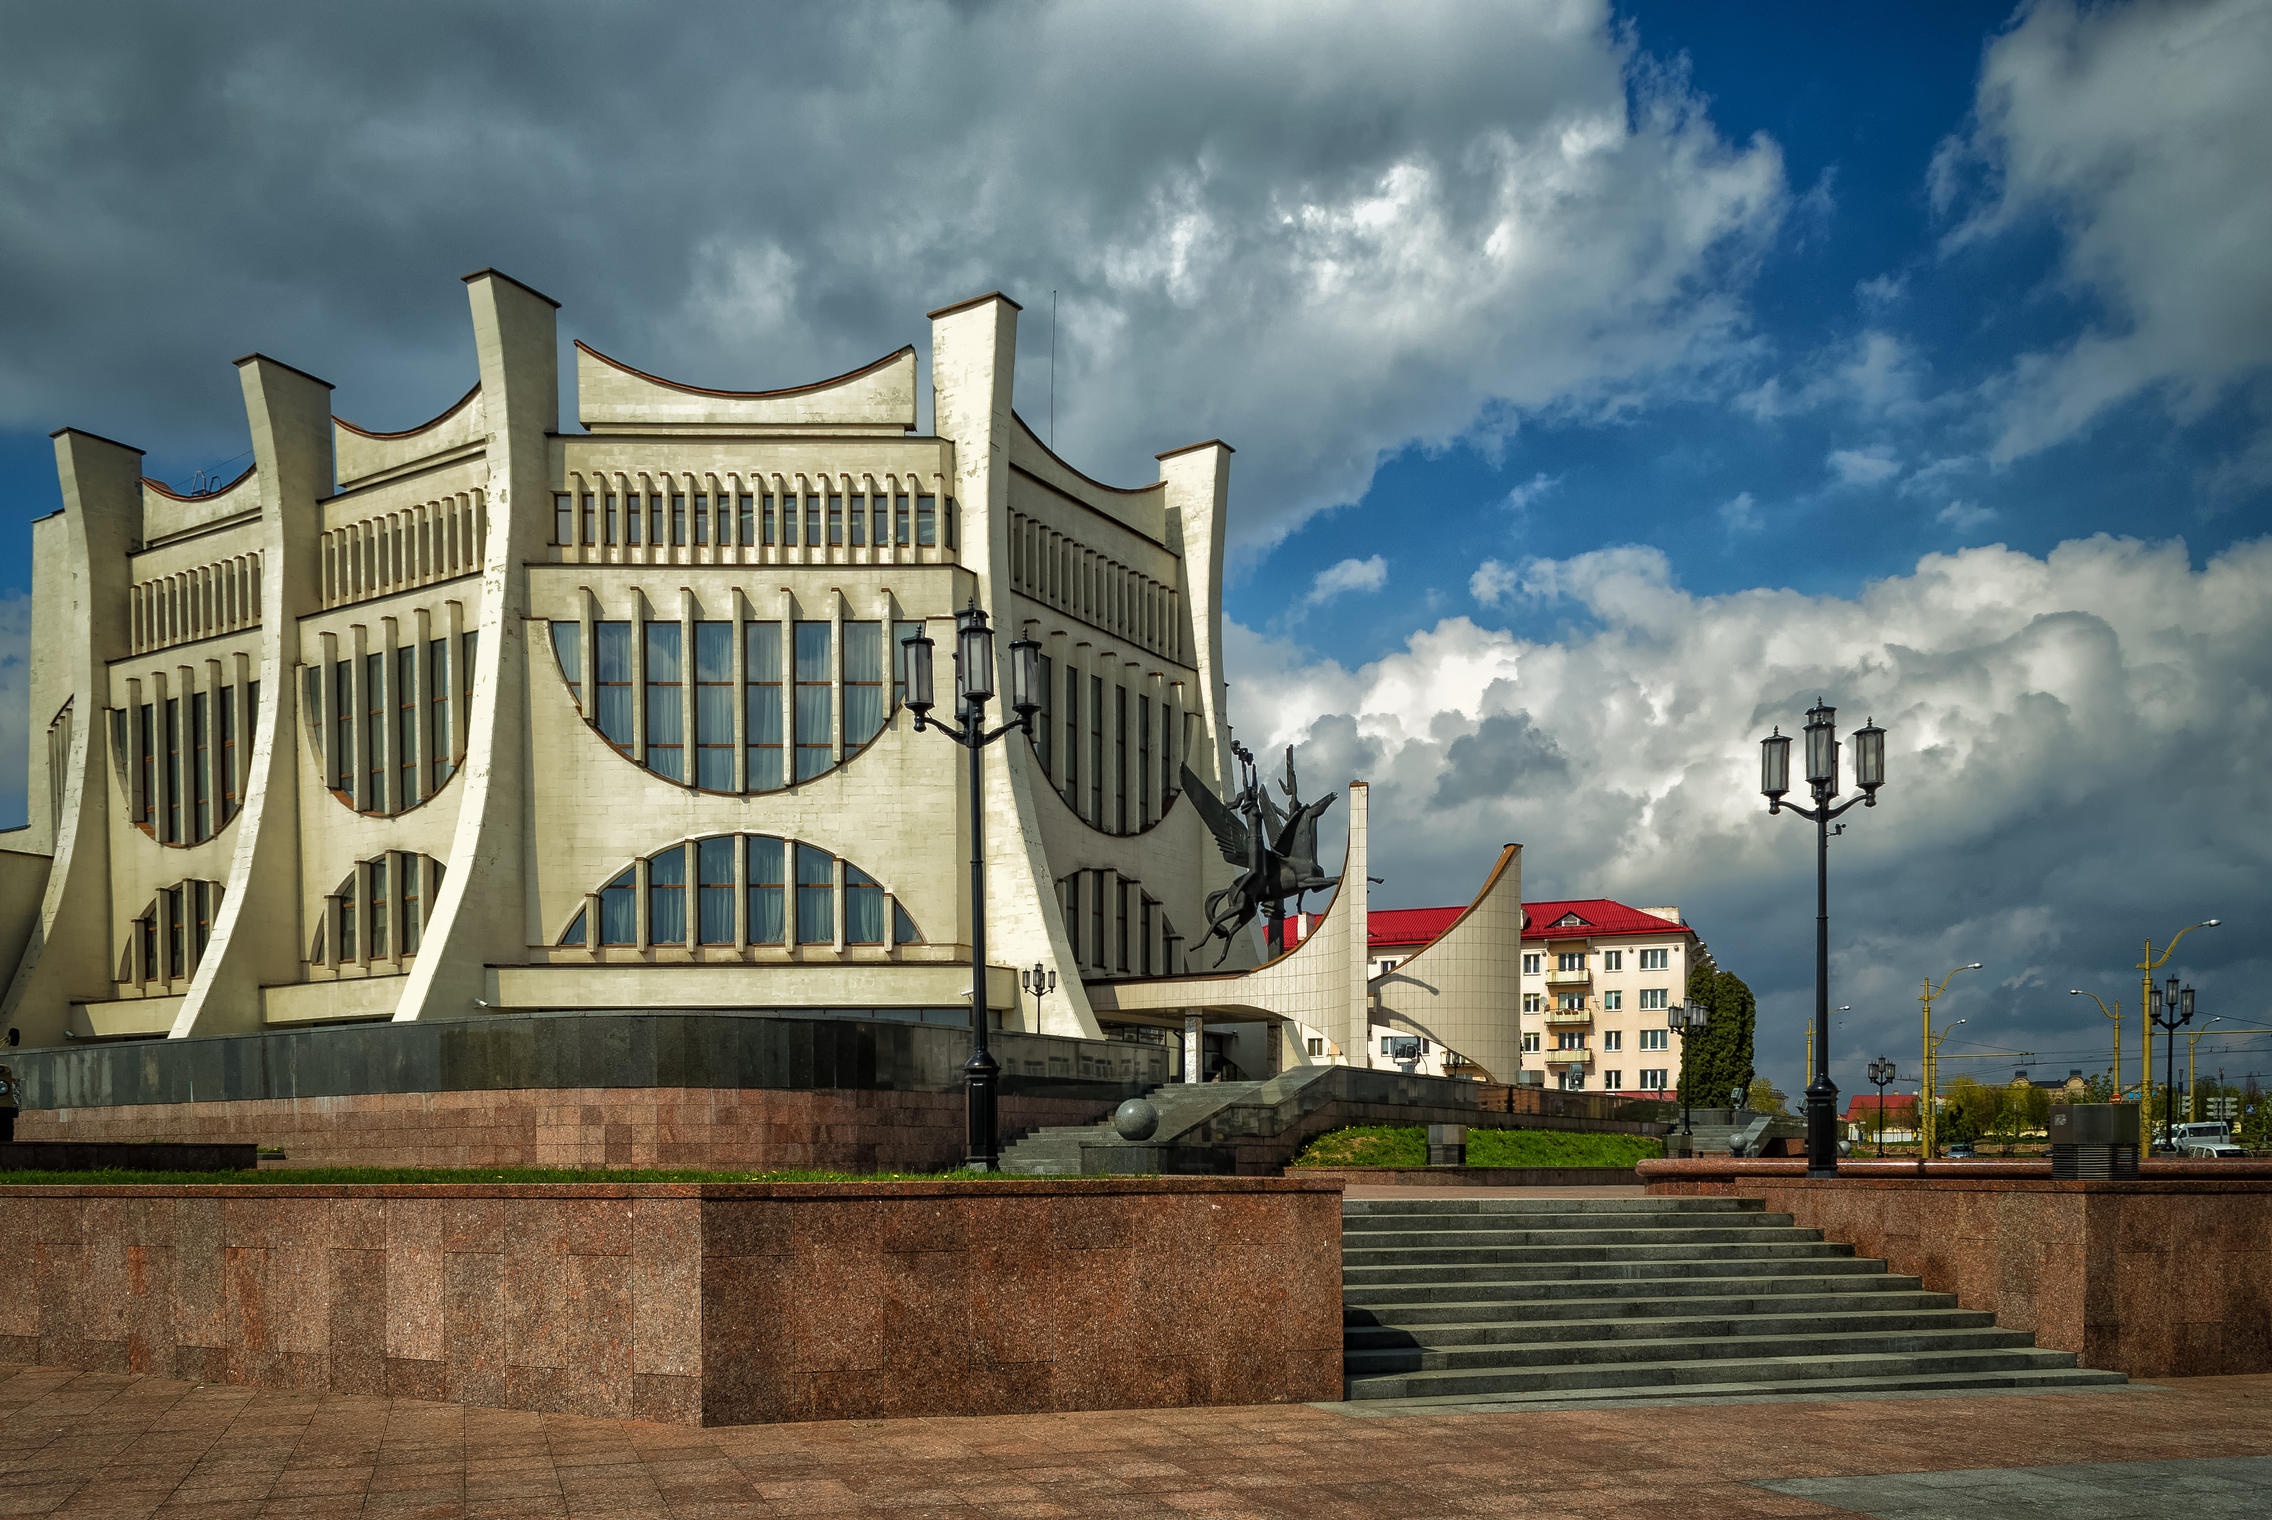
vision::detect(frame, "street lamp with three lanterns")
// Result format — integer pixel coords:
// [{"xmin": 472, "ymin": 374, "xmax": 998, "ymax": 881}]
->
[
  {"xmin": 1866, "ymin": 1056, "xmax": 1897, "ymax": 1158},
  {"xmin": 902, "ymin": 602, "xmax": 1043, "ymax": 1171},
  {"xmin": 1759, "ymin": 700, "xmax": 1887, "ymax": 1177},
  {"xmin": 1667, "ymin": 1002, "xmax": 1709, "ymax": 1139},
  {"xmin": 2149, "ymin": 974, "xmax": 2197, "ymax": 1152}
]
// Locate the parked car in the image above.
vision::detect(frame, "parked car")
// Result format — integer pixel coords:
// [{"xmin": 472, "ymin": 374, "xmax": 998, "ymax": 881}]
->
[
  {"xmin": 1944, "ymin": 1143, "xmax": 1977, "ymax": 1159},
  {"xmin": 2181, "ymin": 1141, "xmax": 2247, "ymax": 1159}
]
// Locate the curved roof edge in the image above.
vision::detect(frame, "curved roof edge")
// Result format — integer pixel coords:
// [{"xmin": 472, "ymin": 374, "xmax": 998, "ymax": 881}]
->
[
  {"xmin": 334, "ymin": 382, "xmax": 481, "ymax": 441},
  {"xmin": 574, "ymin": 339, "xmax": 917, "ymax": 402},
  {"xmin": 1009, "ymin": 409, "xmax": 1164, "ymax": 498},
  {"xmin": 141, "ymin": 463, "xmax": 256, "ymax": 503}
]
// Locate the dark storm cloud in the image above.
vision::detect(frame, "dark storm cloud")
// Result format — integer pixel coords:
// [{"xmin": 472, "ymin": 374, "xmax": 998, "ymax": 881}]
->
[{"xmin": 0, "ymin": 0, "xmax": 1785, "ymax": 529}]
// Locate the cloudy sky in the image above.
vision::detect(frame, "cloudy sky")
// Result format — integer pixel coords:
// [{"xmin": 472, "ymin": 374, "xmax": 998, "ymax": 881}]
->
[{"xmin": 2, "ymin": 0, "xmax": 2267, "ymax": 1099}]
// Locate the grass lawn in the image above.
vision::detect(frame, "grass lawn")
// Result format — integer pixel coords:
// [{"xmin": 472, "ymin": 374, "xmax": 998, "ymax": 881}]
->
[{"xmin": 1291, "ymin": 1125, "xmax": 1663, "ymax": 1169}]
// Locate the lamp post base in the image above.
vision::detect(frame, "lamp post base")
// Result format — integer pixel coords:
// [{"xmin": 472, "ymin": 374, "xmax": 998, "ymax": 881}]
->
[
  {"xmin": 964, "ymin": 1048, "xmax": 1001, "ymax": 1172},
  {"xmin": 1804, "ymin": 1075, "xmax": 1840, "ymax": 1178}
]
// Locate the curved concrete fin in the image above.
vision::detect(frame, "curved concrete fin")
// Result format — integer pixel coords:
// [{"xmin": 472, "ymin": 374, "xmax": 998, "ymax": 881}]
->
[{"xmin": 1370, "ymin": 842, "xmax": 1525, "ymax": 1082}]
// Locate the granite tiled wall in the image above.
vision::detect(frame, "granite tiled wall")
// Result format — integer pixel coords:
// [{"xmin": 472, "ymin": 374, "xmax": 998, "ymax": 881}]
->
[
  {"xmin": 14, "ymin": 1087, "xmax": 1118, "ymax": 1171},
  {"xmin": 1642, "ymin": 1161, "xmax": 2272, "ymax": 1378},
  {"xmin": 0, "ymin": 1178, "xmax": 1344, "ymax": 1424}
]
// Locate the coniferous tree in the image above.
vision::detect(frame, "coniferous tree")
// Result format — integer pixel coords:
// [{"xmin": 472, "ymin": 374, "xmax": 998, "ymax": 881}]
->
[{"xmin": 1679, "ymin": 949, "xmax": 1756, "ymax": 1107}]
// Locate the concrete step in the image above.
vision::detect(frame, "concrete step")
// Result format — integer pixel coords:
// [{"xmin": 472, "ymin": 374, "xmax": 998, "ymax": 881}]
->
[
  {"xmin": 1345, "ymin": 1287, "xmax": 1962, "ymax": 1327},
  {"xmin": 1342, "ymin": 1212, "xmax": 1798, "ymax": 1235},
  {"xmin": 1342, "ymin": 1267, "xmax": 1912, "ymax": 1309},
  {"xmin": 1343, "ymin": 1197, "xmax": 1764, "ymax": 1216},
  {"xmin": 1343, "ymin": 1306, "xmax": 1999, "ymax": 1349},
  {"xmin": 1338, "ymin": 1364, "xmax": 2132, "ymax": 1412},
  {"xmin": 1344, "ymin": 1324, "xmax": 2041, "ymax": 1376},
  {"xmin": 1344, "ymin": 1256, "xmax": 1892, "ymax": 1291},
  {"xmin": 1344, "ymin": 1242, "xmax": 1857, "ymax": 1278},
  {"xmin": 1342, "ymin": 1225, "xmax": 1822, "ymax": 1250},
  {"xmin": 1343, "ymin": 1345, "xmax": 2097, "ymax": 1401}
]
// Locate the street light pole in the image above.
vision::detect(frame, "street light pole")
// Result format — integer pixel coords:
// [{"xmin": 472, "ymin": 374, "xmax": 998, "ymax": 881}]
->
[
  {"xmin": 2139, "ymin": 920, "xmax": 2219, "ymax": 1150},
  {"xmin": 1022, "ymin": 962, "xmax": 1056, "ymax": 1031},
  {"xmin": 904, "ymin": 604, "xmax": 1043, "ymax": 1171},
  {"xmin": 1918, "ymin": 964, "xmax": 1982, "ymax": 1159},
  {"xmin": 2148, "ymin": 976, "xmax": 2196, "ymax": 1151},
  {"xmin": 2068, "ymin": 989, "xmax": 2123, "ymax": 1096},
  {"xmin": 1669, "ymin": 1002, "xmax": 1708, "ymax": 1139},
  {"xmin": 1759, "ymin": 702, "xmax": 1885, "ymax": 1178},
  {"xmin": 1867, "ymin": 1056, "xmax": 1895, "ymax": 1158}
]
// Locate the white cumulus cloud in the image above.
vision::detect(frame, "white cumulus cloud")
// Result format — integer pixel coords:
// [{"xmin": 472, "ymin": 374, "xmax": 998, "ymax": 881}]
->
[
  {"xmin": 1301, "ymin": 555, "xmax": 1389, "ymax": 611},
  {"xmin": 1827, "ymin": 446, "xmax": 1903, "ymax": 487}
]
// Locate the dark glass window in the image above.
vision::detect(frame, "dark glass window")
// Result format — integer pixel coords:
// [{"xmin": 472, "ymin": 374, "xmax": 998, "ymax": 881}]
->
[
  {"xmin": 916, "ymin": 494, "xmax": 937, "ymax": 547},
  {"xmin": 644, "ymin": 622, "xmax": 684, "ymax": 781},
  {"xmin": 671, "ymin": 493, "xmax": 687, "ymax": 547},
  {"xmin": 218, "ymin": 687, "xmax": 238, "ymax": 824},
  {"xmin": 847, "ymin": 493, "xmax": 865, "ymax": 547},
  {"xmin": 554, "ymin": 493, "xmax": 573, "ymax": 544},
  {"xmin": 894, "ymin": 494, "xmax": 911, "ymax": 546},
  {"xmin": 603, "ymin": 494, "xmax": 618, "ymax": 545},
  {"xmin": 746, "ymin": 836, "xmax": 785, "ymax": 944},
  {"xmin": 428, "ymin": 638, "xmax": 455, "ymax": 789},
  {"xmin": 599, "ymin": 868, "xmax": 635, "ymax": 946},
  {"xmin": 691, "ymin": 493, "xmax": 709, "ymax": 546},
  {"xmin": 1034, "ymin": 656, "xmax": 1053, "ymax": 775},
  {"xmin": 697, "ymin": 836, "xmax": 734, "ymax": 945},
  {"xmin": 649, "ymin": 845, "xmax": 687, "ymax": 945},
  {"xmin": 401, "ymin": 860, "xmax": 422, "ymax": 954},
  {"xmin": 1089, "ymin": 675, "xmax": 1103, "ymax": 823},
  {"xmin": 364, "ymin": 651, "xmax": 385, "ymax": 810},
  {"xmin": 804, "ymin": 494, "xmax": 821, "ymax": 548},
  {"xmin": 368, "ymin": 855, "xmax": 389, "ymax": 958},
  {"xmin": 1063, "ymin": 663, "xmax": 1080, "ymax": 806},
  {"xmin": 624, "ymin": 493, "xmax": 643, "ymax": 546},
  {"xmin": 827, "ymin": 495, "xmax": 844, "ymax": 547},
  {"xmin": 745, "ymin": 621, "xmax": 783, "ymax": 791},
  {"xmin": 843, "ymin": 622, "xmax": 884, "ymax": 747},
  {"xmin": 795, "ymin": 844, "xmax": 834, "ymax": 944},
  {"xmin": 551, "ymin": 622, "xmax": 580, "ymax": 685},
  {"xmin": 844, "ymin": 864, "xmax": 884, "ymax": 944},
  {"xmin": 793, "ymin": 622, "xmax": 833, "ymax": 781},
  {"xmin": 1114, "ymin": 685, "xmax": 1127, "ymax": 834},
  {"xmin": 893, "ymin": 902, "xmax": 920, "ymax": 944},
  {"xmin": 137, "ymin": 703, "xmax": 155, "ymax": 829},
  {"xmin": 737, "ymin": 494, "xmax": 755, "ymax": 546},
  {"xmin": 189, "ymin": 691, "xmax": 210, "ymax": 840},
  {"xmin": 694, "ymin": 621, "xmax": 734, "ymax": 790},
  {"xmin": 164, "ymin": 696, "xmax": 182, "ymax": 842},
  {"xmin": 1137, "ymin": 695, "xmax": 1151, "ymax": 829},
  {"xmin": 167, "ymin": 884, "xmax": 185, "ymax": 975},
  {"xmin": 396, "ymin": 645, "xmax": 418, "ymax": 804},
  {"xmin": 595, "ymin": 622, "xmax": 633, "ymax": 748},
  {"xmin": 337, "ymin": 875, "xmax": 356, "ymax": 961},
  {"xmin": 582, "ymin": 493, "xmax": 597, "ymax": 545}
]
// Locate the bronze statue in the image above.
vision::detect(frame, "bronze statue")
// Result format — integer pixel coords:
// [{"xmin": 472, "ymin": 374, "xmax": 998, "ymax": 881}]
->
[{"xmin": 1181, "ymin": 741, "xmax": 1338, "ymax": 965}]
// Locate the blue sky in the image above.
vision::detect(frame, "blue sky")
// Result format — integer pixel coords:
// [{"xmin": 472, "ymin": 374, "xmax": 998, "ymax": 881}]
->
[{"xmin": 1, "ymin": 0, "xmax": 2267, "ymax": 1098}]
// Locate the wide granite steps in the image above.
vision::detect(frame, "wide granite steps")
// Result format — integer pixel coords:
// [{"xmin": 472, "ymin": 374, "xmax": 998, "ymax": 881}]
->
[
  {"xmin": 1337, "ymin": 1196, "xmax": 2123, "ymax": 1407},
  {"xmin": 1337, "ymin": 1364, "xmax": 2130, "ymax": 1413}
]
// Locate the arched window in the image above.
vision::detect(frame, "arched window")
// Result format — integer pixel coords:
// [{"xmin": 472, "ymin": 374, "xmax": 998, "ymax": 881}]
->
[
  {"xmin": 558, "ymin": 834, "xmax": 921, "ymax": 953},
  {"xmin": 310, "ymin": 851, "xmax": 445, "ymax": 969},
  {"xmin": 118, "ymin": 879, "xmax": 225, "ymax": 987}
]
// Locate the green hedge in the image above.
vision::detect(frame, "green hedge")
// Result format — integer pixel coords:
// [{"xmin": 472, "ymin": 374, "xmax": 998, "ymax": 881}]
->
[{"xmin": 1291, "ymin": 1126, "xmax": 1663, "ymax": 1170}]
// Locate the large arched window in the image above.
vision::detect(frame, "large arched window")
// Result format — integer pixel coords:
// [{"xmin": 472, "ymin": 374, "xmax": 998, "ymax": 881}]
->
[
  {"xmin": 1056, "ymin": 869, "xmax": 1181, "ymax": 978},
  {"xmin": 118, "ymin": 878, "xmax": 225, "ymax": 989},
  {"xmin": 116, "ymin": 676, "xmax": 260, "ymax": 844},
  {"xmin": 549, "ymin": 612, "xmax": 921, "ymax": 793},
  {"xmin": 559, "ymin": 834, "xmax": 921, "ymax": 953},
  {"xmin": 310, "ymin": 851, "xmax": 446, "ymax": 970},
  {"xmin": 300, "ymin": 626, "xmax": 474, "ymax": 816}
]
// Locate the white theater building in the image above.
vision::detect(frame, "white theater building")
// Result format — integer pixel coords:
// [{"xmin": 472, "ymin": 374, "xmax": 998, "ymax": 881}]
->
[{"xmin": 0, "ymin": 273, "xmax": 1255, "ymax": 1051}]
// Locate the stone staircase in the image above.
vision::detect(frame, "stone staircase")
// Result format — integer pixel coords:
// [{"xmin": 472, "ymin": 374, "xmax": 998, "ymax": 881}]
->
[
  {"xmin": 998, "ymin": 1079, "xmax": 1274, "ymax": 1174},
  {"xmin": 1340, "ymin": 1196, "xmax": 2126, "ymax": 1408}
]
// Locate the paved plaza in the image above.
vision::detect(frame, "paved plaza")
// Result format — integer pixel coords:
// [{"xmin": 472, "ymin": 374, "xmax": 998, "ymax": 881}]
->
[{"xmin": 4, "ymin": 1362, "xmax": 2269, "ymax": 1518}]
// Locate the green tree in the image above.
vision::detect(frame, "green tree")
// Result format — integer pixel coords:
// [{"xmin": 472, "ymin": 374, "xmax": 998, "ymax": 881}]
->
[
  {"xmin": 1942, "ymin": 1076, "xmax": 1999, "ymax": 1145},
  {"xmin": 1681, "ymin": 949, "xmax": 1757, "ymax": 1109},
  {"xmin": 1744, "ymin": 1077, "xmax": 1790, "ymax": 1116}
]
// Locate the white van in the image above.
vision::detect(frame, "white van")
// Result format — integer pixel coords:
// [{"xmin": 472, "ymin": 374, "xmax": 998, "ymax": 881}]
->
[{"xmin": 2172, "ymin": 1121, "xmax": 2232, "ymax": 1147}]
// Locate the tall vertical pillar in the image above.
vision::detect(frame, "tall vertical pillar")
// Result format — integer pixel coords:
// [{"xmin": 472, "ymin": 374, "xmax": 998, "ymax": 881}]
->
[
  {"xmin": 173, "ymin": 355, "xmax": 331, "ymax": 1036},
  {"xmin": 1341, "ymin": 781, "xmax": 1372, "ymax": 1067},
  {"xmin": 1154, "ymin": 441, "xmax": 1232, "ymax": 794},
  {"xmin": 394, "ymin": 269, "xmax": 558, "ymax": 1020},
  {"xmin": 0, "ymin": 430, "xmax": 141, "ymax": 1047}
]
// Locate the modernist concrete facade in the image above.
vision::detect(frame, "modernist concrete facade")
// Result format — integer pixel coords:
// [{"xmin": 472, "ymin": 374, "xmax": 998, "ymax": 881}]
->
[{"xmin": 0, "ymin": 273, "xmax": 1247, "ymax": 1055}]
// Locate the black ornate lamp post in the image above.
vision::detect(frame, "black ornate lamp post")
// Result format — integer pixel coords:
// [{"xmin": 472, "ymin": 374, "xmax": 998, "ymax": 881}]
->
[
  {"xmin": 1668, "ymin": 1002, "xmax": 1709, "ymax": 1137},
  {"xmin": 1761, "ymin": 700, "xmax": 1886, "ymax": 1178},
  {"xmin": 1867, "ymin": 1056, "xmax": 1896, "ymax": 1158},
  {"xmin": 2149, "ymin": 974, "xmax": 2196, "ymax": 1152},
  {"xmin": 1021, "ymin": 962, "xmax": 1056, "ymax": 1029},
  {"xmin": 903, "ymin": 603, "xmax": 1043, "ymax": 1170}
]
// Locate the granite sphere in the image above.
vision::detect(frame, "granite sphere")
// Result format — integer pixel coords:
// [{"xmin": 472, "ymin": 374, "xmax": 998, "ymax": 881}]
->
[{"xmin": 1112, "ymin": 1098, "xmax": 1160, "ymax": 1141}]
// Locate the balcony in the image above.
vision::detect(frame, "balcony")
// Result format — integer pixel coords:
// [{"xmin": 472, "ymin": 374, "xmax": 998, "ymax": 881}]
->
[
  {"xmin": 1543, "ymin": 1046, "xmax": 1592, "ymax": 1066},
  {"xmin": 1545, "ymin": 1008, "xmax": 1592, "ymax": 1026},
  {"xmin": 1545, "ymin": 967, "xmax": 1591, "ymax": 988}
]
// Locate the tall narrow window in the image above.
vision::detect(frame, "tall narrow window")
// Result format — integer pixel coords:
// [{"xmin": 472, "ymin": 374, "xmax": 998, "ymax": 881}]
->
[
  {"xmin": 427, "ymin": 638, "xmax": 455, "ymax": 788},
  {"xmin": 595, "ymin": 622, "xmax": 633, "ymax": 749},
  {"xmin": 745, "ymin": 621, "xmax": 784, "ymax": 791},
  {"xmin": 581, "ymin": 492, "xmax": 597, "ymax": 545},
  {"xmin": 401, "ymin": 860, "xmax": 422, "ymax": 954},
  {"xmin": 599, "ymin": 868, "xmax": 635, "ymax": 945},
  {"xmin": 803, "ymin": 494, "xmax": 822, "ymax": 549},
  {"xmin": 396, "ymin": 645, "xmax": 418, "ymax": 805},
  {"xmin": 870, "ymin": 494, "xmax": 888, "ymax": 546},
  {"xmin": 189, "ymin": 691, "xmax": 210, "ymax": 840},
  {"xmin": 644, "ymin": 622, "xmax": 684, "ymax": 781},
  {"xmin": 843, "ymin": 622, "xmax": 884, "ymax": 747},
  {"xmin": 164, "ymin": 696, "xmax": 182, "ymax": 842},
  {"xmin": 737, "ymin": 494, "xmax": 755, "ymax": 546},
  {"xmin": 696, "ymin": 835, "xmax": 734, "ymax": 945},
  {"xmin": 1034, "ymin": 655, "xmax": 1053, "ymax": 776},
  {"xmin": 1114, "ymin": 686, "xmax": 1127, "ymax": 834},
  {"xmin": 1090, "ymin": 869, "xmax": 1106, "ymax": 970},
  {"xmin": 167, "ymin": 884, "xmax": 185, "ymax": 976},
  {"xmin": 364, "ymin": 651, "xmax": 386, "ymax": 811},
  {"xmin": 847, "ymin": 493, "xmax": 866, "ymax": 547},
  {"xmin": 1137, "ymin": 695, "xmax": 1151, "ymax": 829},
  {"xmin": 780, "ymin": 492, "xmax": 797, "ymax": 547},
  {"xmin": 138, "ymin": 910, "xmax": 157, "ymax": 982},
  {"xmin": 670, "ymin": 493, "xmax": 687, "ymax": 547},
  {"xmin": 554, "ymin": 493, "xmax": 574, "ymax": 544},
  {"xmin": 137, "ymin": 703, "xmax": 155, "ymax": 829},
  {"xmin": 795, "ymin": 845, "xmax": 834, "ymax": 944},
  {"xmin": 459, "ymin": 631, "xmax": 476, "ymax": 728},
  {"xmin": 793, "ymin": 621, "xmax": 832, "ymax": 781},
  {"xmin": 337, "ymin": 877, "xmax": 357, "ymax": 962},
  {"xmin": 844, "ymin": 864, "xmax": 884, "ymax": 944},
  {"xmin": 694, "ymin": 621, "xmax": 734, "ymax": 790},
  {"xmin": 1063, "ymin": 663, "xmax": 1080, "ymax": 807},
  {"xmin": 691, "ymin": 493, "xmax": 709, "ymax": 546},
  {"xmin": 551, "ymin": 622, "xmax": 580, "ymax": 684},
  {"xmin": 192, "ymin": 881, "xmax": 216, "ymax": 965},
  {"xmin": 368, "ymin": 855, "xmax": 390, "ymax": 958},
  {"xmin": 603, "ymin": 494, "xmax": 618, "ymax": 545},
  {"xmin": 824, "ymin": 494, "xmax": 841, "ymax": 547},
  {"xmin": 894, "ymin": 494, "xmax": 911, "ymax": 546},
  {"xmin": 649, "ymin": 493, "xmax": 666, "ymax": 547},
  {"xmin": 1089, "ymin": 676, "xmax": 1104, "ymax": 823},
  {"xmin": 218, "ymin": 687, "xmax": 239, "ymax": 824},
  {"xmin": 648, "ymin": 844, "xmax": 687, "ymax": 945},
  {"xmin": 745, "ymin": 836, "xmax": 785, "ymax": 943},
  {"xmin": 1162, "ymin": 701, "xmax": 1176, "ymax": 804},
  {"xmin": 624, "ymin": 492, "xmax": 643, "ymax": 546},
  {"xmin": 916, "ymin": 494, "xmax": 937, "ymax": 547},
  {"xmin": 1141, "ymin": 896, "xmax": 1156, "ymax": 976}
]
